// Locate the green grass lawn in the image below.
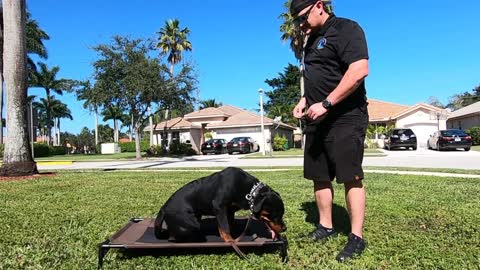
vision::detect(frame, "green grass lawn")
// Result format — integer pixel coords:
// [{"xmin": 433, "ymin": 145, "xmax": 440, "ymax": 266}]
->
[
  {"xmin": 34, "ymin": 152, "xmax": 146, "ymax": 161},
  {"xmin": 1, "ymin": 170, "xmax": 479, "ymax": 269},
  {"xmin": 472, "ymin": 145, "xmax": 480, "ymax": 151}
]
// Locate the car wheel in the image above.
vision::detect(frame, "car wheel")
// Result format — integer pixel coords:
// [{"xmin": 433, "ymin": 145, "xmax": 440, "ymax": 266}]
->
[
  {"xmin": 427, "ymin": 142, "xmax": 431, "ymax": 150},
  {"xmin": 436, "ymin": 142, "xmax": 442, "ymax": 151},
  {"xmin": 465, "ymin": 147, "xmax": 471, "ymax": 151},
  {"xmin": 228, "ymin": 151, "xmax": 233, "ymax": 155},
  {"xmin": 412, "ymin": 146, "xmax": 417, "ymax": 150},
  {"xmin": 202, "ymin": 152, "xmax": 206, "ymax": 155}
]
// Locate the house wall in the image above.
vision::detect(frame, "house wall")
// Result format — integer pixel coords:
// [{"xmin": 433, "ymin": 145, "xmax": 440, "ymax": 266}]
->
[
  {"xmin": 189, "ymin": 128, "xmax": 203, "ymax": 153},
  {"xmin": 396, "ymin": 108, "xmax": 447, "ymax": 148},
  {"xmin": 447, "ymin": 114, "xmax": 480, "ymax": 130}
]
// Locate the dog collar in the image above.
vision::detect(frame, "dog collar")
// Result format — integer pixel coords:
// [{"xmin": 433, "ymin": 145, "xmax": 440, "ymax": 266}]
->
[{"xmin": 245, "ymin": 182, "xmax": 265, "ymax": 213}]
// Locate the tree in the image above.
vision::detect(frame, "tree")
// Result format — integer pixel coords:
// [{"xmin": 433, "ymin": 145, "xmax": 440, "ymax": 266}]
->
[
  {"xmin": 279, "ymin": 0, "xmax": 305, "ymax": 60},
  {"xmin": 29, "ymin": 62, "xmax": 74, "ymax": 145},
  {"xmin": 157, "ymin": 19, "xmax": 192, "ymax": 76},
  {"xmin": 51, "ymin": 99, "xmax": 73, "ymax": 146},
  {"xmin": 1, "ymin": 0, "xmax": 38, "ymax": 176},
  {"xmin": 92, "ymin": 36, "xmax": 166, "ymax": 159},
  {"xmin": 102, "ymin": 105, "xmax": 124, "ymax": 143},
  {"xmin": 427, "ymin": 96, "xmax": 445, "ymax": 109},
  {"xmin": 199, "ymin": 98, "xmax": 223, "ymax": 109},
  {"xmin": 76, "ymin": 80, "xmax": 102, "ymax": 146},
  {"xmin": 264, "ymin": 64, "xmax": 301, "ymax": 126},
  {"xmin": 0, "ymin": 7, "xmax": 49, "ymax": 145},
  {"xmin": 447, "ymin": 85, "xmax": 480, "ymax": 110}
]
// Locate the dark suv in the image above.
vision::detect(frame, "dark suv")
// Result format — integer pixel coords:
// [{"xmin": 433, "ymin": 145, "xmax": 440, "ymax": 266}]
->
[
  {"xmin": 201, "ymin": 139, "xmax": 227, "ymax": 155},
  {"xmin": 384, "ymin": 128, "xmax": 417, "ymax": 150}
]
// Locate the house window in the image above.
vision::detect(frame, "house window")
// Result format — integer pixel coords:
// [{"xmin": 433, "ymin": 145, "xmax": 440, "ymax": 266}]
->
[
  {"xmin": 172, "ymin": 132, "xmax": 180, "ymax": 142},
  {"xmin": 161, "ymin": 132, "xmax": 168, "ymax": 146}
]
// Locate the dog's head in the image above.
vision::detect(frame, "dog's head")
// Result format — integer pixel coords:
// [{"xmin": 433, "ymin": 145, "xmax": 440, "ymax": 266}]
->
[{"xmin": 252, "ymin": 188, "xmax": 287, "ymax": 234}]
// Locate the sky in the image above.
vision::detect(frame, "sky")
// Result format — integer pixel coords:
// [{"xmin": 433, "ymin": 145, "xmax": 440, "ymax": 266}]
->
[{"xmin": 26, "ymin": 0, "xmax": 480, "ymax": 135}]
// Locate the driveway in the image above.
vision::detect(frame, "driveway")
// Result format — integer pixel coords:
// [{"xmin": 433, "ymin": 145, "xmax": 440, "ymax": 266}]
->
[{"xmin": 37, "ymin": 148, "xmax": 480, "ymax": 170}]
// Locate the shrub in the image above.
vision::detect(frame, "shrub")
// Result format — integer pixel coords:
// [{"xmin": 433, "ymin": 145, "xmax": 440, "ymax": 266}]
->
[
  {"xmin": 145, "ymin": 145, "xmax": 167, "ymax": 157},
  {"xmin": 273, "ymin": 134, "xmax": 288, "ymax": 151},
  {"xmin": 49, "ymin": 146, "xmax": 66, "ymax": 155},
  {"xmin": 119, "ymin": 141, "xmax": 149, "ymax": 152},
  {"xmin": 34, "ymin": 143, "xmax": 50, "ymax": 157},
  {"xmin": 169, "ymin": 141, "xmax": 195, "ymax": 155},
  {"xmin": 466, "ymin": 126, "xmax": 480, "ymax": 145}
]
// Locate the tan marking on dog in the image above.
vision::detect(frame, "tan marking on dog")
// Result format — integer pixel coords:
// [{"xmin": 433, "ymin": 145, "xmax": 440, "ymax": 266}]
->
[{"xmin": 218, "ymin": 227, "xmax": 234, "ymax": 242}]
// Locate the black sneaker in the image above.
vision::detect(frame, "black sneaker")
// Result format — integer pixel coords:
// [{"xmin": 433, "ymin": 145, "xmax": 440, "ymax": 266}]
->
[
  {"xmin": 308, "ymin": 224, "xmax": 337, "ymax": 241},
  {"xmin": 336, "ymin": 233, "xmax": 366, "ymax": 262}
]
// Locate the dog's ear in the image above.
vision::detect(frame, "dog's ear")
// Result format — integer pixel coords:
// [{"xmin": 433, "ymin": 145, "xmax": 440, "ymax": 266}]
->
[{"xmin": 252, "ymin": 196, "xmax": 266, "ymax": 214}]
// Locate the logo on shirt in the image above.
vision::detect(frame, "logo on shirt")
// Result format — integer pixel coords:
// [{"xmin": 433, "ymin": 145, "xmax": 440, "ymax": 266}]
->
[{"xmin": 317, "ymin": 37, "xmax": 327, "ymax": 49}]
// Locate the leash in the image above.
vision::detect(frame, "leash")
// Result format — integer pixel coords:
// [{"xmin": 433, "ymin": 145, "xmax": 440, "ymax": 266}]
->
[{"xmin": 230, "ymin": 215, "xmax": 253, "ymax": 260}]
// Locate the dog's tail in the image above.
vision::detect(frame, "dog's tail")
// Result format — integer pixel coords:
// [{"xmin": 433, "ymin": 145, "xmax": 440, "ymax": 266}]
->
[{"xmin": 154, "ymin": 208, "xmax": 168, "ymax": 239}]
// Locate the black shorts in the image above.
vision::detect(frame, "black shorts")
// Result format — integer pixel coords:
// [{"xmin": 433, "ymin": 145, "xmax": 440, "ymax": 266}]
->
[{"xmin": 304, "ymin": 108, "xmax": 368, "ymax": 183}]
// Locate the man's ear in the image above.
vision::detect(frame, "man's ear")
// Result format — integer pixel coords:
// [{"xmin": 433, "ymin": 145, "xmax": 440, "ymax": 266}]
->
[{"xmin": 252, "ymin": 196, "xmax": 266, "ymax": 214}]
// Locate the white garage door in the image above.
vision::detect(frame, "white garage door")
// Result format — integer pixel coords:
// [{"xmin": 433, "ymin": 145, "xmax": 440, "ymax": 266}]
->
[{"xmin": 404, "ymin": 124, "xmax": 438, "ymax": 148}]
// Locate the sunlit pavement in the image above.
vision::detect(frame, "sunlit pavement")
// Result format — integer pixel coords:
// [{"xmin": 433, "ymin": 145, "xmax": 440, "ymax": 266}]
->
[{"xmin": 36, "ymin": 148, "xmax": 480, "ymax": 171}]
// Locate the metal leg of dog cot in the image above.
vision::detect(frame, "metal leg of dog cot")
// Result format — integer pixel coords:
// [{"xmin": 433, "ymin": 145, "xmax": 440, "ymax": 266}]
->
[{"xmin": 98, "ymin": 240, "xmax": 111, "ymax": 269}]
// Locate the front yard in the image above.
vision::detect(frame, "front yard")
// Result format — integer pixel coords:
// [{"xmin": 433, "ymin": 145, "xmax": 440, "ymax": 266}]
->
[{"xmin": 1, "ymin": 170, "xmax": 478, "ymax": 269}]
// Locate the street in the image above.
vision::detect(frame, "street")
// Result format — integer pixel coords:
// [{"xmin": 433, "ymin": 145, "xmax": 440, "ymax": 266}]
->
[{"xmin": 37, "ymin": 148, "xmax": 480, "ymax": 171}]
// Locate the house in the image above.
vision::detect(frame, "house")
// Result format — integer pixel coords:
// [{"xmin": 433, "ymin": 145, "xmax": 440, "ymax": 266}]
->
[
  {"xmin": 144, "ymin": 105, "xmax": 297, "ymax": 154},
  {"xmin": 367, "ymin": 99, "xmax": 448, "ymax": 148},
  {"xmin": 446, "ymin": 101, "xmax": 480, "ymax": 130}
]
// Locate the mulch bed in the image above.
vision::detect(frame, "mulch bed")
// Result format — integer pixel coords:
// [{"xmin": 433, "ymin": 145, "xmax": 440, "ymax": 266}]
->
[{"xmin": 0, "ymin": 172, "xmax": 57, "ymax": 182}]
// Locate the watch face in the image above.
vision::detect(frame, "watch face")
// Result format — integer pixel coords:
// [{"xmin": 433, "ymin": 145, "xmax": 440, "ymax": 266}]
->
[{"xmin": 322, "ymin": 100, "xmax": 332, "ymax": 109}]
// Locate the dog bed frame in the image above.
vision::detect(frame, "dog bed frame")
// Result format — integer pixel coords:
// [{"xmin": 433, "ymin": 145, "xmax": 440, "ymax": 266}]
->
[{"xmin": 98, "ymin": 217, "xmax": 288, "ymax": 268}]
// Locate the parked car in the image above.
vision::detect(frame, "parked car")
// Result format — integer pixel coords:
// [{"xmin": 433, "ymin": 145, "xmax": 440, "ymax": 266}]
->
[
  {"xmin": 427, "ymin": 129, "xmax": 472, "ymax": 151},
  {"xmin": 227, "ymin": 137, "xmax": 259, "ymax": 154},
  {"xmin": 384, "ymin": 128, "xmax": 417, "ymax": 150},
  {"xmin": 201, "ymin": 139, "xmax": 227, "ymax": 155}
]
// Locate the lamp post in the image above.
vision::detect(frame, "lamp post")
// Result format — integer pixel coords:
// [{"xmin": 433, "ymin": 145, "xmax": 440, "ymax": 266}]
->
[
  {"xmin": 258, "ymin": 88, "xmax": 266, "ymax": 156},
  {"xmin": 148, "ymin": 106, "xmax": 153, "ymax": 146},
  {"xmin": 436, "ymin": 111, "xmax": 441, "ymax": 131}
]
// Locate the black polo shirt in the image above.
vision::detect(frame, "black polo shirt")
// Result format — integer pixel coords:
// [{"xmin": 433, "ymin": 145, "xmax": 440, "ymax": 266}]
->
[{"xmin": 304, "ymin": 14, "xmax": 368, "ymax": 117}]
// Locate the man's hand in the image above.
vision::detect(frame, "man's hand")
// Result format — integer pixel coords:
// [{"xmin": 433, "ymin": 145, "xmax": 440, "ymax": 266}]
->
[
  {"xmin": 293, "ymin": 97, "xmax": 307, "ymax": 119},
  {"xmin": 306, "ymin": 102, "xmax": 327, "ymax": 120}
]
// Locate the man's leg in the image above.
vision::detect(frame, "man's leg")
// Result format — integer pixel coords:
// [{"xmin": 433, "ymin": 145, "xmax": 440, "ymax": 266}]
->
[
  {"xmin": 314, "ymin": 181, "xmax": 334, "ymax": 228},
  {"xmin": 344, "ymin": 180, "xmax": 365, "ymax": 237}
]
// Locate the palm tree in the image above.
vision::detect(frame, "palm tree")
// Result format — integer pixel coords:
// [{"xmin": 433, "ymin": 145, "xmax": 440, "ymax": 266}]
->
[
  {"xmin": 0, "ymin": 7, "xmax": 49, "ymax": 145},
  {"xmin": 157, "ymin": 19, "xmax": 192, "ymax": 76},
  {"xmin": 33, "ymin": 96, "xmax": 72, "ymax": 146},
  {"xmin": 51, "ymin": 99, "xmax": 73, "ymax": 146},
  {"xmin": 76, "ymin": 81, "xmax": 101, "ymax": 146},
  {"xmin": 102, "ymin": 105, "xmax": 124, "ymax": 143},
  {"xmin": 279, "ymin": 0, "xmax": 305, "ymax": 60},
  {"xmin": 199, "ymin": 98, "xmax": 223, "ymax": 109},
  {"xmin": 30, "ymin": 62, "xmax": 71, "ymax": 145},
  {"xmin": 1, "ymin": 0, "xmax": 38, "ymax": 176}
]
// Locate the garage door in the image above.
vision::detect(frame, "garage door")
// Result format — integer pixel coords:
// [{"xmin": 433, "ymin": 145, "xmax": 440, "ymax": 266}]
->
[{"xmin": 404, "ymin": 123, "xmax": 438, "ymax": 148}]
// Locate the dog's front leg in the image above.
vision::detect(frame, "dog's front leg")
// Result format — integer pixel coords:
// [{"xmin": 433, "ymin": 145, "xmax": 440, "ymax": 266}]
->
[{"xmin": 215, "ymin": 206, "xmax": 234, "ymax": 242}]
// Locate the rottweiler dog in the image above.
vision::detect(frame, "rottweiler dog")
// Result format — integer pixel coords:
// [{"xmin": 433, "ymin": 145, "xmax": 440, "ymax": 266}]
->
[{"xmin": 154, "ymin": 167, "xmax": 286, "ymax": 242}]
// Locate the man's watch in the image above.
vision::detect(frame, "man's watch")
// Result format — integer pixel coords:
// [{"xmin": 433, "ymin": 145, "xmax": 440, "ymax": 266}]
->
[{"xmin": 322, "ymin": 99, "xmax": 333, "ymax": 110}]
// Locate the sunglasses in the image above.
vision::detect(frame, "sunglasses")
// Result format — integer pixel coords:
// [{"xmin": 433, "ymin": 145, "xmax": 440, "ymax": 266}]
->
[{"xmin": 292, "ymin": 2, "xmax": 317, "ymax": 27}]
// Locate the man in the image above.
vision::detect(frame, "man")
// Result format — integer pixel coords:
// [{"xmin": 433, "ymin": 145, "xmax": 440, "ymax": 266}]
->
[{"xmin": 290, "ymin": 0, "xmax": 370, "ymax": 262}]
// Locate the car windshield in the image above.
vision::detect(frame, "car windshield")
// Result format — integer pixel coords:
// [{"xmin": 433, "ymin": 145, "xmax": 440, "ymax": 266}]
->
[
  {"xmin": 441, "ymin": 130, "xmax": 466, "ymax": 136},
  {"xmin": 231, "ymin": 137, "xmax": 247, "ymax": 142},
  {"xmin": 205, "ymin": 139, "xmax": 214, "ymax": 144},
  {"xmin": 393, "ymin": 129, "xmax": 414, "ymax": 136}
]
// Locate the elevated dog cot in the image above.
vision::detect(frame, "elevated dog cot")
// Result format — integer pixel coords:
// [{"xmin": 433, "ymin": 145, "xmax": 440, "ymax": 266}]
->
[{"xmin": 98, "ymin": 216, "xmax": 288, "ymax": 268}]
